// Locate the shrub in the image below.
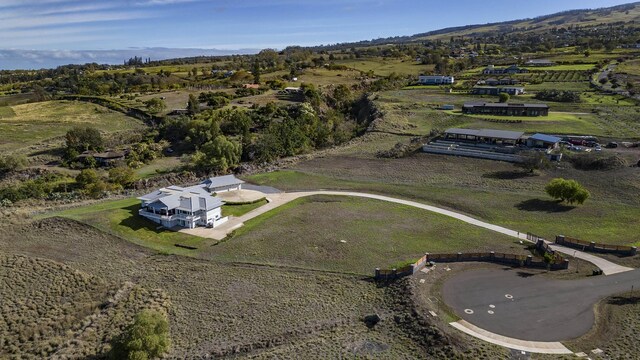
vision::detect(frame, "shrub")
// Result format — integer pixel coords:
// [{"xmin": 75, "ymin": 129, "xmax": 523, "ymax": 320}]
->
[
  {"xmin": 545, "ymin": 178, "xmax": 590, "ymax": 205},
  {"xmin": 109, "ymin": 166, "xmax": 138, "ymax": 188},
  {"xmin": 110, "ymin": 309, "xmax": 171, "ymax": 360},
  {"xmin": 0, "ymin": 154, "xmax": 28, "ymax": 174}
]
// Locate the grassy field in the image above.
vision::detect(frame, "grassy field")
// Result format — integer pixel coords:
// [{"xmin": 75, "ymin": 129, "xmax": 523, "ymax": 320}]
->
[
  {"xmin": 0, "ymin": 253, "xmax": 169, "ymax": 359},
  {"xmin": 0, "ymin": 100, "xmax": 146, "ymax": 153},
  {"xmin": 0, "ymin": 218, "xmax": 467, "ymax": 359},
  {"xmin": 221, "ymin": 198, "xmax": 268, "ymax": 217},
  {"xmin": 523, "ymin": 64, "xmax": 597, "ymax": 71},
  {"xmin": 208, "ymin": 195, "xmax": 525, "ymax": 274},
  {"xmin": 616, "ymin": 58, "xmax": 640, "ymax": 76},
  {"xmin": 245, "ymin": 154, "xmax": 640, "ymax": 248},
  {"xmin": 375, "ymin": 89, "xmax": 640, "ymax": 138},
  {"xmin": 336, "ymin": 57, "xmax": 434, "ymax": 77},
  {"xmin": 134, "ymin": 156, "xmax": 183, "ymax": 179},
  {"xmin": 42, "ymin": 198, "xmax": 209, "ymax": 255}
]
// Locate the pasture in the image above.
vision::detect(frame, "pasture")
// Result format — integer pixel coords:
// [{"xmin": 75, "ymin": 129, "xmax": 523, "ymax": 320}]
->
[
  {"xmin": 208, "ymin": 195, "xmax": 525, "ymax": 274},
  {"xmin": 0, "ymin": 100, "xmax": 146, "ymax": 153}
]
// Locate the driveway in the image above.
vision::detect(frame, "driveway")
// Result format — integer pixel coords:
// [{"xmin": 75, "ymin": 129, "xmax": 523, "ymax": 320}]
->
[{"xmin": 442, "ymin": 267, "xmax": 640, "ymax": 342}]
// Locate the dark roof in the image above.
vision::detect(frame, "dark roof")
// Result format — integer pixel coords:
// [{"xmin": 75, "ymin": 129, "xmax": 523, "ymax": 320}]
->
[
  {"xmin": 528, "ymin": 133, "xmax": 561, "ymax": 143},
  {"xmin": 93, "ymin": 151, "xmax": 125, "ymax": 159},
  {"xmin": 445, "ymin": 128, "xmax": 525, "ymax": 140},
  {"xmin": 463, "ymin": 102, "xmax": 548, "ymax": 109},
  {"xmin": 526, "ymin": 59, "xmax": 555, "ymax": 64}
]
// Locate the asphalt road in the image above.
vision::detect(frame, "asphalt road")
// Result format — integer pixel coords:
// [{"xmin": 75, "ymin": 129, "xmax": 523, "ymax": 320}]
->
[{"xmin": 442, "ymin": 267, "xmax": 640, "ymax": 341}]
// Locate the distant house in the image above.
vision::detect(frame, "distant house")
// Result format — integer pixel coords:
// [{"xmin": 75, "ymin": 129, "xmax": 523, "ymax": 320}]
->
[
  {"xmin": 482, "ymin": 65, "xmax": 528, "ymax": 75},
  {"xmin": 201, "ymin": 175, "xmax": 245, "ymax": 193},
  {"xmin": 472, "ymin": 86, "xmax": 525, "ymax": 96},
  {"xmin": 418, "ymin": 75, "xmax": 455, "ymax": 85},
  {"xmin": 138, "ymin": 185, "xmax": 227, "ymax": 229},
  {"xmin": 462, "ymin": 102, "xmax": 549, "ymax": 116},
  {"xmin": 526, "ymin": 133, "xmax": 561, "ymax": 149},
  {"xmin": 169, "ymin": 109, "xmax": 189, "ymax": 116},
  {"xmin": 242, "ymin": 84, "xmax": 260, "ymax": 89},
  {"xmin": 282, "ymin": 87, "xmax": 302, "ymax": 94},
  {"xmin": 525, "ymin": 59, "xmax": 556, "ymax": 67},
  {"xmin": 77, "ymin": 150, "xmax": 126, "ymax": 167}
]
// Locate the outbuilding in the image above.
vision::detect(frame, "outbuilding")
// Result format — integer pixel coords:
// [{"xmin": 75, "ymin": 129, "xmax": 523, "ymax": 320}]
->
[
  {"xmin": 526, "ymin": 133, "xmax": 562, "ymax": 149},
  {"xmin": 201, "ymin": 175, "xmax": 245, "ymax": 193},
  {"xmin": 444, "ymin": 128, "xmax": 524, "ymax": 145}
]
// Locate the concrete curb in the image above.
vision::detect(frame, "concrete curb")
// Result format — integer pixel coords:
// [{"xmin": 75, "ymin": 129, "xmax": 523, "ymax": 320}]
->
[{"xmin": 450, "ymin": 320, "xmax": 573, "ymax": 354}]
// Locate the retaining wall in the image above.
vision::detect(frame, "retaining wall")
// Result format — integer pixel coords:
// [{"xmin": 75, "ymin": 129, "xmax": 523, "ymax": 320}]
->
[{"xmin": 555, "ymin": 235, "xmax": 637, "ymax": 256}]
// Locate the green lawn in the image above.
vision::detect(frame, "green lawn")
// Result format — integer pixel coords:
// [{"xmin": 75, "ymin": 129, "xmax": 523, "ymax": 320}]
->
[
  {"xmin": 221, "ymin": 199, "xmax": 268, "ymax": 217},
  {"xmin": 207, "ymin": 195, "xmax": 525, "ymax": 274},
  {"xmin": 245, "ymin": 169, "xmax": 640, "ymax": 248},
  {"xmin": 0, "ymin": 100, "xmax": 146, "ymax": 153},
  {"xmin": 524, "ymin": 64, "xmax": 597, "ymax": 71},
  {"xmin": 336, "ymin": 58, "xmax": 434, "ymax": 77},
  {"xmin": 41, "ymin": 198, "xmax": 208, "ymax": 256}
]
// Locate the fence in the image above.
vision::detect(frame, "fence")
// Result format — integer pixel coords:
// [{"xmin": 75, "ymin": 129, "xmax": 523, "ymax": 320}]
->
[
  {"xmin": 374, "ymin": 248, "xmax": 569, "ymax": 280},
  {"xmin": 555, "ymin": 235, "xmax": 637, "ymax": 256}
]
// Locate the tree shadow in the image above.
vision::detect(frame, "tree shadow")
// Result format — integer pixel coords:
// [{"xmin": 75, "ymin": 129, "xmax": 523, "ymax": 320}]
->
[
  {"xmin": 118, "ymin": 204, "xmax": 167, "ymax": 233},
  {"xmin": 608, "ymin": 295, "xmax": 640, "ymax": 305},
  {"xmin": 483, "ymin": 170, "xmax": 536, "ymax": 180},
  {"xmin": 515, "ymin": 199, "xmax": 575, "ymax": 213},
  {"xmin": 516, "ymin": 271, "xmax": 537, "ymax": 278}
]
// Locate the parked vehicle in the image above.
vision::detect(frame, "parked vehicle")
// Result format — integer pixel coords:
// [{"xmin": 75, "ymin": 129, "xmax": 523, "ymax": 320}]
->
[{"xmin": 606, "ymin": 142, "xmax": 618, "ymax": 148}]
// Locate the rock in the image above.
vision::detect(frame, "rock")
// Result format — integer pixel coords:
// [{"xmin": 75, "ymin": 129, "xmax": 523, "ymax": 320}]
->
[{"xmin": 363, "ymin": 313, "xmax": 381, "ymax": 328}]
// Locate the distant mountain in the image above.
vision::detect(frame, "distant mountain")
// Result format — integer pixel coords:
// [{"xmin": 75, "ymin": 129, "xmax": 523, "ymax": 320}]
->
[
  {"xmin": 310, "ymin": 2, "xmax": 640, "ymax": 49},
  {"xmin": 0, "ymin": 48, "xmax": 259, "ymax": 70}
]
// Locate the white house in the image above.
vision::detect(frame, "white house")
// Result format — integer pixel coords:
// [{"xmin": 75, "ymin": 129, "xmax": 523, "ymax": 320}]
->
[
  {"xmin": 138, "ymin": 185, "xmax": 227, "ymax": 229},
  {"xmin": 418, "ymin": 75, "xmax": 454, "ymax": 85},
  {"xmin": 201, "ymin": 175, "xmax": 245, "ymax": 193}
]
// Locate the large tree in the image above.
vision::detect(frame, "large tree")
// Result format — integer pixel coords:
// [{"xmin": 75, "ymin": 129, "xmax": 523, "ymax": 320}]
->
[
  {"xmin": 65, "ymin": 126, "xmax": 103, "ymax": 153},
  {"xmin": 191, "ymin": 135, "xmax": 241, "ymax": 173},
  {"xmin": 545, "ymin": 178, "xmax": 590, "ymax": 205}
]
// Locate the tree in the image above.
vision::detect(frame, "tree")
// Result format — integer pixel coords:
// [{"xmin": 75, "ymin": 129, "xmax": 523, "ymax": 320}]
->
[
  {"xmin": 110, "ymin": 309, "xmax": 171, "ymax": 360},
  {"xmin": 65, "ymin": 126, "xmax": 104, "ymax": 153},
  {"xmin": 143, "ymin": 98, "xmax": 166, "ymax": 114},
  {"xmin": 109, "ymin": 166, "xmax": 137, "ymax": 188},
  {"xmin": 191, "ymin": 135, "xmax": 241, "ymax": 173},
  {"xmin": 187, "ymin": 94, "xmax": 200, "ymax": 116},
  {"xmin": 498, "ymin": 92, "xmax": 510, "ymax": 103},
  {"xmin": 516, "ymin": 151, "xmax": 551, "ymax": 173},
  {"xmin": 545, "ymin": 178, "xmax": 590, "ymax": 205},
  {"xmin": 75, "ymin": 168, "xmax": 109, "ymax": 198}
]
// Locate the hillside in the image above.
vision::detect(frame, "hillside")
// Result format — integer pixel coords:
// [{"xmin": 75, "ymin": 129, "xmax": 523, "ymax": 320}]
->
[{"xmin": 311, "ymin": 2, "xmax": 640, "ymax": 49}]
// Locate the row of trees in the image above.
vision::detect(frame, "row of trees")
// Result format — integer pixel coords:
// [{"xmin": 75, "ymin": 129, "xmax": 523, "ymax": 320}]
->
[{"xmin": 534, "ymin": 90, "xmax": 581, "ymax": 103}]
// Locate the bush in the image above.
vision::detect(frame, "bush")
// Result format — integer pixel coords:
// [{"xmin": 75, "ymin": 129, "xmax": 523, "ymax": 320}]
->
[
  {"xmin": 545, "ymin": 178, "xmax": 590, "ymax": 205},
  {"xmin": 109, "ymin": 166, "xmax": 138, "ymax": 188},
  {"xmin": 110, "ymin": 309, "xmax": 171, "ymax": 360},
  {"xmin": 534, "ymin": 90, "xmax": 581, "ymax": 103},
  {"xmin": 0, "ymin": 155, "xmax": 28, "ymax": 174}
]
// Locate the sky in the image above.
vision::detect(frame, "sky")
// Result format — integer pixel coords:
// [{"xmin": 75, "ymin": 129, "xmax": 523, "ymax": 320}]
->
[{"xmin": 0, "ymin": 0, "xmax": 635, "ymax": 69}]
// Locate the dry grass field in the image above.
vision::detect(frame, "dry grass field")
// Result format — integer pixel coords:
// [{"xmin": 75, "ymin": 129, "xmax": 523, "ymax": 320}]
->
[
  {"xmin": 0, "ymin": 217, "xmax": 496, "ymax": 359},
  {"xmin": 0, "ymin": 253, "xmax": 169, "ymax": 359},
  {"xmin": 0, "ymin": 100, "xmax": 146, "ymax": 153}
]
